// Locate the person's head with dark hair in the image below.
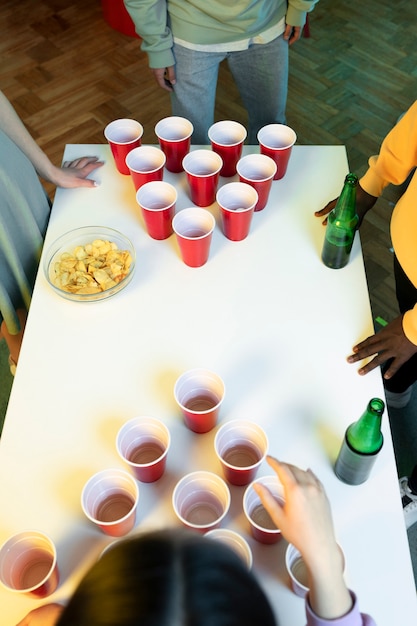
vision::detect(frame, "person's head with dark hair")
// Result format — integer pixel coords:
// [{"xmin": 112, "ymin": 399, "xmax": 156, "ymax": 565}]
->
[
  {"xmin": 17, "ymin": 460, "xmax": 358, "ymax": 626},
  {"xmin": 56, "ymin": 529, "xmax": 276, "ymax": 626}
]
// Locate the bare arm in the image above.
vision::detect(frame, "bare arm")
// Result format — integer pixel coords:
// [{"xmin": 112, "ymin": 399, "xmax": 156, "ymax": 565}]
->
[
  {"xmin": 0, "ymin": 91, "xmax": 103, "ymax": 188},
  {"xmin": 254, "ymin": 457, "xmax": 352, "ymax": 620}
]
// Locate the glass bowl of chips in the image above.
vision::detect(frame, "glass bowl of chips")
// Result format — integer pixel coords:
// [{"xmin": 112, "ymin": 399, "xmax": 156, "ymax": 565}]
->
[{"xmin": 43, "ymin": 226, "xmax": 136, "ymax": 302}]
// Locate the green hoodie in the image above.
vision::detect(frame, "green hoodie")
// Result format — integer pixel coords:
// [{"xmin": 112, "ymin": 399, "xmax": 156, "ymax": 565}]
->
[{"xmin": 124, "ymin": 0, "xmax": 319, "ymax": 68}]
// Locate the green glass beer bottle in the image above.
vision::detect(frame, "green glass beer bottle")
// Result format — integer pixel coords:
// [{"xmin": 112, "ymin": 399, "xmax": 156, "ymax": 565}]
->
[
  {"xmin": 321, "ymin": 173, "xmax": 359, "ymax": 269},
  {"xmin": 334, "ymin": 397, "xmax": 385, "ymax": 485}
]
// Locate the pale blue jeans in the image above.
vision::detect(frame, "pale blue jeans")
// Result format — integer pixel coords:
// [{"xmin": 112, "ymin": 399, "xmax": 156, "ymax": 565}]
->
[{"xmin": 171, "ymin": 35, "xmax": 288, "ymax": 145}]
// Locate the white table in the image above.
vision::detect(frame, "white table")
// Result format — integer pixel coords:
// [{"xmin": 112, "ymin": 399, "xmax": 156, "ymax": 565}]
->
[{"xmin": 1, "ymin": 144, "xmax": 416, "ymax": 625}]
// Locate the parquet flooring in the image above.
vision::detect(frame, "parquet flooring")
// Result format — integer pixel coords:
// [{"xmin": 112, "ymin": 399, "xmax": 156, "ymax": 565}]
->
[{"xmin": 1, "ymin": 0, "xmax": 416, "ymax": 325}]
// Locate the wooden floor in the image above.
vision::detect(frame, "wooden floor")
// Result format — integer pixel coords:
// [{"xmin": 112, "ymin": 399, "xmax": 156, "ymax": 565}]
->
[{"xmin": 1, "ymin": 0, "xmax": 416, "ymax": 324}]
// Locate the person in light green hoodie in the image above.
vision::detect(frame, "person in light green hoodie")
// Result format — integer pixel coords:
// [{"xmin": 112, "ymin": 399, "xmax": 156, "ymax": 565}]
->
[{"xmin": 124, "ymin": 0, "xmax": 319, "ymax": 144}]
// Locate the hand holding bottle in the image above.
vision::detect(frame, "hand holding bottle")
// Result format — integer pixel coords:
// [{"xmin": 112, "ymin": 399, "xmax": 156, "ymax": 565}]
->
[
  {"xmin": 253, "ymin": 457, "xmax": 352, "ymax": 620},
  {"xmin": 315, "ymin": 183, "xmax": 377, "ymax": 227}
]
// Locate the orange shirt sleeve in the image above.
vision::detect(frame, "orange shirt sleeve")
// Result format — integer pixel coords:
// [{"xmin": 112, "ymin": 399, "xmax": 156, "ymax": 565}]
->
[
  {"xmin": 359, "ymin": 101, "xmax": 417, "ymax": 197},
  {"xmin": 359, "ymin": 101, "xmax": 417, "ymax": 345}
]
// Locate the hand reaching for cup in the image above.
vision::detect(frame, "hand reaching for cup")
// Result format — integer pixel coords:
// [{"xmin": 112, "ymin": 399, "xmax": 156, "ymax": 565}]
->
[
  {"xmin": 253, "ymin": 457, "xmax": 336, "ymax": 561},
  {"xmin": 253, "ymin": 457, "xmax": 352, "ymax": 620}
]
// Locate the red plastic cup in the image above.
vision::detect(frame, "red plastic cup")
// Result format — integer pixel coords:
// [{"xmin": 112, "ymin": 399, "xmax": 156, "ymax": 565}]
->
[
  {"xmin": 81, "ymin": 469, "xmax": 139, "ymax": 537},
  {"xmin": 285, "ymin": 543, "xmax": 310, "ymax": 597},
  {"xmin": 172, "ymin": 471, "xmax": 231, "ymax": 532},
  {"xmin": 208, "ymin": 120, "xmax": 247, "ymax": 177},
  {"xmin": 205, "ymin": 529, "xmax": 253, "ymax": 569},
  {"xmin": 104, "ymin": 118, "xmax": 143, "ymax": 175},
  {"xmin": 214, "ymin": 419, "xmax": 268, "ymax": 486},
  {"xmin": 155, "ymin": 116, "xmax": 193, "ymax": 173},
  {"xmin": 172, "ymin": 207, "xmax": 215, "ymax": 268},
  {"xmin": 236, "ymin": 154, "xmax": 277, "ymax": 211},
  {"xmin": 116, "ymin": 416, "xmax": 171, "ymax": 482},
  {"xmin": 257, "ymin": 124, "xmax": 297, "ymax": 180},
  {"xmin": 125, "ymin": 146, "xmax": 166, "ymax": 191},
  {"xmin": 216, "ymin": 182, "xmax": 258, "ymax": 241},
  {"xmin": 174, "ymin": 368, "xmax": 225, "ymax": 433},
  {"xmin": 243, "ymin": 475, "xmax": 284, "ymax": 544},
  {"xmin": 136, "ymin": 181, "xmax": 177, "ymax": 240},
  {"xmin": 0, "ymin": 531, "xmax": 59, "ymax": 598},
  {"xmin": 182, "ymin": 150, "xmax": 223, "ymax": 206},
  {"xmin": 285, "ymin": 542, "xmax": 345, "ymax": 598}
]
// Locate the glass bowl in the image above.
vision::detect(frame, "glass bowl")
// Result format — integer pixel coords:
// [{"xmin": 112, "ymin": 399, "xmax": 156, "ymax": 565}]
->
[{"xmin": 43, "ymin": 226, "xmax": 136, "ymax": 302}]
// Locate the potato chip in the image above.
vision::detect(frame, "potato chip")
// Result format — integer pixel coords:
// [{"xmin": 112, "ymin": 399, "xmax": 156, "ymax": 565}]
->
[{"xmin": 52, "ymin": 239, "xmax": 133, "ymax": 294}]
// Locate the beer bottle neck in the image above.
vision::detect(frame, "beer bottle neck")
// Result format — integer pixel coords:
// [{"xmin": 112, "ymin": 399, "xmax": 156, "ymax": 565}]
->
[
  {"xmin": 332, "ymin": 174, "xmax": 358, "ymax": 222},
  {"xmin": 346, "ymin": 398, "xmax": 384, "ymax": 454}
]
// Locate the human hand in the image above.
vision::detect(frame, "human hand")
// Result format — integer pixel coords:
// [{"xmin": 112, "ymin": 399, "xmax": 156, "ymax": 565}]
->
[
  {"xmin": 347, "ymin": 315, "xmax": 417, "ymax": 379},
  {"xmin": 253, "ymin": 457, "xmax": 338, "ymax": 568},
  {"xmin": 15, "ymin": 603, "xmax": 64, "ymax": 626},
  {"xmin": 314, "ymin": 184, "xmax": 377, "ymax": 226},
  {"xmin": 253, "ymin": 457, "xmax": 351, "ymax": 620},
  {"xmin": 314, "ymin": 197, "xmax": 337, "ymax": 225},
  {"xmin": 283, "ymin": 24, "xmax": 303, "ymax": 45},
  {"xmin": 152, "ymin": 66, "xmax": 176, "ymax": 91},
  {"xmin": 51, "ymin": 156, "xmax": 104, "ymax": 188}
]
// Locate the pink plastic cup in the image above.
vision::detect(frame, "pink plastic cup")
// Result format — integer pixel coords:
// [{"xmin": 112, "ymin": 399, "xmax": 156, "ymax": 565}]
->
[
  {"xmin": 214, "ymin": 419, "xmax": 268, "ymax": 486},
  {"xmin": 172, "ymin": 471, "xmax": 231, "ymax": 532},
  {"xmin": 116, "ymin": 416, "xmax": 171, "ymax": 482},
  {"xmin": 0, "ymin": 531, "xmax": 59, "ymax": 598},
  {"xmin": 205, "ymin": 528, "xmax": 253, "ymax": 569},
  {"xmin": 104, "ymin": 118, "xmax": 143, "ymax": 175},
  {"xmin": 243, "ymin": 475, "xmax": 284, "ymax": 544},
  {"xmin": 155, "ymin": 116, "xmax": 193, "ymax": 173},
  {"xmin": 208, "ymin": 120, "xmax": 247, "ymax": 177},
  {"xmin": 81, "ymin": 469, "xmax": 139, "ymax": 537},
  {"xmin": 216, "ymin": 182, "xmax": 258, "ymax": 241},
  {"xmin": 172, "ymin": 207, "xmax": 215, "ymax": 267},
  {"xmin": 257, "ymin": 124, "xmax": 297, "ymax": 180},
  {"xmin": 136, "ymin": 181, "xmax": 177, "ymax": 240},
  {"xmin": 236, "ymin": 154, "xmax": 277, "ymax": 211},
  {"xmin": 174, "ymin": 368, "xmax": 225, "ymax": 433},
  {"xmin": 182, "ymin": 150, "xmax": 223, "ymax": 207},
  {"xmin": 125, "ymin": 146, "xmax": 166, "ymax": 191}
]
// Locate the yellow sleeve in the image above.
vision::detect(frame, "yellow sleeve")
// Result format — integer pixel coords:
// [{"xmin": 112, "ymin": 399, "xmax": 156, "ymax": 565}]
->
[
  {"xmin": 403, "ymin": 307, "xmax": 417, "ymax": 346},
  {"xmin": 360, "ymin": 100, "xmax": 417, "ymax": 197}
]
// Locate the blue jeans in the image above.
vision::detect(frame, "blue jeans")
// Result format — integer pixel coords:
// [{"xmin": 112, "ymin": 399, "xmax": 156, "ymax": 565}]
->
[{"xmin": 171, "ymin": 35, "xmax": 288, "ymax": 144}]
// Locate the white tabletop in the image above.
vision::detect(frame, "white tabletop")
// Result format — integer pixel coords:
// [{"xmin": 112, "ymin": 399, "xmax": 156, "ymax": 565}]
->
[{"xmin": 1, "ymin": 144, "xmax": 416, "ymax": 625}]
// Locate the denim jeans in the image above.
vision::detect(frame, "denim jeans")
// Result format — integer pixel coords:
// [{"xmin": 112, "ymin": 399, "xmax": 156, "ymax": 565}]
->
[{"xmin": 171, "ymin": 35, "xmax": 288, "ymax": 144}]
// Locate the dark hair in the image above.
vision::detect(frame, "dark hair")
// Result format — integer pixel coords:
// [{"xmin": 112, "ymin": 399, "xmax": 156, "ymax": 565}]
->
[{"xmin": 57, "ymin": 529, "xmax": 276, "ymax": 626}]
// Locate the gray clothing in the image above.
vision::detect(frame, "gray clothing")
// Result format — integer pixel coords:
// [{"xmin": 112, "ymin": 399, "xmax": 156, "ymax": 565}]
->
[{"xmin": 0, "ymin": 129, "xmax": 50, "ymax": 333}]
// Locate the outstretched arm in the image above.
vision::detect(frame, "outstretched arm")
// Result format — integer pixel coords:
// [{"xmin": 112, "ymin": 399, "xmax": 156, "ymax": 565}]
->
[
  {"xmin": 0, "ymin": 91, "xmax": 103, "ymax": 188},
  {"xmin": 254, "ymin": 457, "xmax": 352, "ymax": 620}
]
